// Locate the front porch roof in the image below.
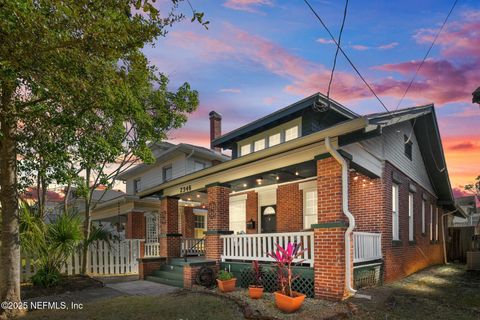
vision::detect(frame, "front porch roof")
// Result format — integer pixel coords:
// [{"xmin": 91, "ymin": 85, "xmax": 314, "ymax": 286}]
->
[{"xmin": 139, "ymin": 117, "xmax": 369, "ymax": 198}]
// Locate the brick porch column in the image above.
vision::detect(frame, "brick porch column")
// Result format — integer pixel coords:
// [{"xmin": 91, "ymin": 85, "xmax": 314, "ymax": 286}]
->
[
  {"xmin": 205, "ymin": 184, "xmax": 232, "ymax": 262},
  {"xmin": 183, "ymin": 206, "xmax": 195, "ymax": 238},
  {"xmin": 313, "ymin": 156, "xmax": 352, "ymax": 301},
  {"xmin": 159, "ymin": 197, "xmax": 182, "ymax": 258},
  {"xmin": 126, "ymin": 211, "xmax": 145, "ymax": 239}
]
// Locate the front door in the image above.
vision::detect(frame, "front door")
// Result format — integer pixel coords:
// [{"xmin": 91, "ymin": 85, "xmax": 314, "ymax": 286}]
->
[
  {"xmin": 194, "ymin": 214, "xmax": 206, "ymax": 238},
  {"xmin": 261, "ymin": 205, "xmax": 276, "ymax": 233}
]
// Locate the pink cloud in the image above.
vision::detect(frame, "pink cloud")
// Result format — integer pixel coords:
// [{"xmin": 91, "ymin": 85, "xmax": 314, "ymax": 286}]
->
[
  {"xmin": 351, "ymin": 44, "xmax": 370, "ymax": 51},
  {"xmin": 449, "ymin": 142, "xmax": 475, "ymax": 151},
  {"xmin": 316, "ymin": 38, "xmax": 334, "ymax": 44},
  {"xmin": 220, "ymin": 88, "xmax": 241, "ymax": 93},
  {"xmin": 223, "ymin": 0, "xmax": 273, "ymax": 13},
  {"xmin": 378, "ymin": 42, "xmax": 399, "ymax": 50}
]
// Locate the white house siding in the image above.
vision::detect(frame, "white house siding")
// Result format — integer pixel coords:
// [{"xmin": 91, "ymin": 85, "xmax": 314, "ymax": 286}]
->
[
  {"xmin": 185, "ymin": 156, "xmax": 213, "ymax": 174},
  {"xmin": 359, "ymin": 121, "xmax": 435, "ymax": 195}
]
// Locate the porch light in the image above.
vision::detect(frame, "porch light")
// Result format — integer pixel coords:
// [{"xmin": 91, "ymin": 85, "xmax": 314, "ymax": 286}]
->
[
  {"xmin": 276, "ymin": 175, "xmax": 280, "ymax": 180},
  {"xmin": 353, "ymin": 176, "xmax": 359, "ymax": 181},
  {"xmin": 187, "ymin": 197, "xmax": 191, "ymax": 201},
  {"xmin": 256, "ymin": 177, "xmax": 263, "ymax": 185},
  {"xmin": 196, "ymin": 194, "xmax": 200, "ymax": 198},
  {"xmin": 243, "ymin": 183, "xmax": 247, "ymax": 187},
  {"xmin": 295, "ymin": 171, "xmax": 299, "ymax": 176}
]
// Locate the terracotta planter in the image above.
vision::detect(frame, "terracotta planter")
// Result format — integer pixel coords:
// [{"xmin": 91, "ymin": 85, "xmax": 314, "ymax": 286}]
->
[
  {"xmin": 217, "ymin": 278, "xmax": 236, "ymax": 293},
  {"xmin": 248, "ymin": 286, "xmax": 264, "ymax": 299},
  {"xmin": 274, "ymin": 291, "xmax": 306, "ymax": 313}
]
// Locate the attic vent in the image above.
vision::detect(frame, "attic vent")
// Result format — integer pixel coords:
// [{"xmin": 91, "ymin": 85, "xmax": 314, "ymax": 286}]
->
[{"xmin": 404, "ymin": 135, "xmax": 413, "ymax": 160}]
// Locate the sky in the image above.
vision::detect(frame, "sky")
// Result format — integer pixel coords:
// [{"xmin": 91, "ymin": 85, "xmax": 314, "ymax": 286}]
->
[{"xmin": 144, "ymin": 0, "xmax": 480, "ymax": 195}]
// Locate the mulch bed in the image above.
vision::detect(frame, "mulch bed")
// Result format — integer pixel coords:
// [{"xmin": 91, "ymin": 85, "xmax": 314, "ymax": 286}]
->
[{"xmin": 21, "ymin": 275, "xmax": 103, "ymax": 300}]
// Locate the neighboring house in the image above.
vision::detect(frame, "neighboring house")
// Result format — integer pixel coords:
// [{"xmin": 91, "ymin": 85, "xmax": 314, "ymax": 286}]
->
[
  {"xmin": 450, "ymin": 196, "xmax": 479, "ymax": 227},
  {"xmin": 21, "ymin": 187, "xmax": 65, "ymax": 223},
  {"xmin": 135, "ymin": 92, "xmax": 465, "ymax": 300},
  {"xmin": 86, "ymin": 138, "xmax": 229, "ymax": 244}
]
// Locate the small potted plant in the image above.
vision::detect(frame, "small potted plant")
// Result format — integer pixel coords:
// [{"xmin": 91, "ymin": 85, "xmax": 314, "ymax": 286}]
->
[
  {"xmin": 216, "ymin": 269, "xmax": 236, "ymax": 293},
  {"xmin": 268, "ymin": 242, "xmax": 307, "ymax": 313},
  {"xmin": 248, "ymin": 260, "xmax": 264, "ymax": 299}
]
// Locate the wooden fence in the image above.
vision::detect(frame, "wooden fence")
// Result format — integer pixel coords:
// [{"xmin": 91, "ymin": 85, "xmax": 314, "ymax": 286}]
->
[{"xmin": 21, "ymin": 239, "xmax": 141, "ymax": 282}]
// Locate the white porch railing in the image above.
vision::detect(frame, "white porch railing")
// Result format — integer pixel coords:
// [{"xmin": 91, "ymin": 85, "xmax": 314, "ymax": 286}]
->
[
  {"xmin": 453, "ymin": 214, "xmax": 480, "ymax": 228},
  {"xmin": 21, "ymin": 239, "xmax": 141, "ymax": 282},
  {"xmin": 353, "ymin": 232, "xmax": 382, "ymax": 263},
  {"xmin": 144, "ymin": 242, "xmax": 160, "ymax": 257},
  {"xmin": 221, "ymin": 231, "xmax": 314, "ymax": 267},
  {"xmin": 181, "ymin": 238, "xmax": 205, "ymax": 257}
]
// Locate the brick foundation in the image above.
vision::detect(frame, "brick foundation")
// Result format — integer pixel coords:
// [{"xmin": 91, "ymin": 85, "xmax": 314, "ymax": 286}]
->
[
  {"xmin": 126, "ymin": 212, "xmax": 145, "ymax": 239},
  {"xmin": 183, "ymin": 262, "xmax": 218, "ymax": 288}
]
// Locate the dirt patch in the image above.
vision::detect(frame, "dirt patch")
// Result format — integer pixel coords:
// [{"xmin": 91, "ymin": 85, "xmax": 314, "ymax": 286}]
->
[
  {"xmin": 349, "ymin": 264, "xmax": 480, "ymax": 320},
  {"xmin": 190, "ymin": 286, "xmax": 351, "ymax": 320},
  {"xmin": 21, "ymin": 275, "xmax": 103, "ymax": 300}
]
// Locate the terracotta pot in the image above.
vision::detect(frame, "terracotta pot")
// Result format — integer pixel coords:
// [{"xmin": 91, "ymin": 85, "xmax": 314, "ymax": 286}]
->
[
  {"xmin": 217, "ymin": 278, "xmax": 236, "ymax": 293},
  {"xmin": 248, "ymin": 286, "xmax": 264, "ymax": 299},
  {"xmin": 274, "ymin": 291, "xmax": 306, "ymax": 313}
]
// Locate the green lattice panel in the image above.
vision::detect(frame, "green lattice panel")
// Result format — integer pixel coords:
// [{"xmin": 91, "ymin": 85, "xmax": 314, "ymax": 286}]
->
[{"xmin": 238, "ymin": 268, "xmax": 314, "ymax": 298}]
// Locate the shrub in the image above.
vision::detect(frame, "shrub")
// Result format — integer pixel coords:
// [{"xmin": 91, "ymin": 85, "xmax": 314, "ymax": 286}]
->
[
  {"xmin": 31, "ymin": 266, "xmax": 61, "ymax": 287},
  {"xmin": 217, "ymin": 270, "xmax": 234, "ymax": 281},
  {"xmin": 251, "ymin": 260, "xmax": 263, "ymax": 287},
  {"xmin": 268, "ymin": 242, "xmax": 306, "ymax": 297}
]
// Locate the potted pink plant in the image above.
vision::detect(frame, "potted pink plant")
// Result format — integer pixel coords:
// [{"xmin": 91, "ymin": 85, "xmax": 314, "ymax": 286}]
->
[
  {"xmin": 248, "ymin": 260, "xmax": 264, "ymax": 299},
  {"xmin": 268, "ymin": 242, "xmax": 307, "ymax": 313}
]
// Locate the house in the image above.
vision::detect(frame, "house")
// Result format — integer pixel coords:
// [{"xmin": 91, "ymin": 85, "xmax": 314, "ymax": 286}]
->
[
  {"xmin": 132, "ymin": 92, "xmax": 465, "ymax": 301},
  {"xmin": 21, "ymin": 187, "xmax": 65, "ymax": 222},
  {"xmin": 84, "ymin": 139, "xmax": 229, "ymax": 244},
  {"xmin": 448, "ymin": 195, "xmax": 479, "ymax": 262}
]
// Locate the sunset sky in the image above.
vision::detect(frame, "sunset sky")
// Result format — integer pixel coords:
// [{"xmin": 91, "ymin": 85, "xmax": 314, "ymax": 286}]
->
[{"xmin": 145, "ymin": 0, "xmax": 480, "ymax": 194}]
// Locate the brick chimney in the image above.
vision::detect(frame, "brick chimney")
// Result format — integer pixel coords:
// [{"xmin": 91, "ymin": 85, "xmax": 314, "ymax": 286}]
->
[{"xmin": 209, "ymin": 111, "xmax": 222, "ymax": 153}]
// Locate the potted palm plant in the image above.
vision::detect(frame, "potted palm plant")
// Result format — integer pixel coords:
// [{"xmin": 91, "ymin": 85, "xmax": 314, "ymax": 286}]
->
[
  {"xmin": 216, "ymin": 270, "xmax": 236, "ymax": 293},
  {"xmin": 248, "ymin": 260, "xmax": 264, "ymax": 299},
  {"xmin": 268, "ymin": 242, "xmax": 307, "ymax": 313}
]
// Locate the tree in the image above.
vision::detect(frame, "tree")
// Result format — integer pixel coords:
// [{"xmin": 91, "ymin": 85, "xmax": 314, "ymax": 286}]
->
[
  {"xmin": 0, "ymin": 1, "xmax": 205, "ymax": 318},
  {"xmin": 464, "ymin": 175, "xmax": 480, "ymax": 202}
]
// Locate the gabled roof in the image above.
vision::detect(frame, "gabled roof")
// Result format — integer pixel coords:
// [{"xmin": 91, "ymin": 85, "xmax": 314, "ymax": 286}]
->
[
  {"xmin": 365, "ymin": 104, "xmax": 455, "ymax": 208},
  {"xmin": 211, "ymin": 92, "xmax": 359, "ymax": 149},
  {"xmin": 117, "ymin": 142, "xmax": 230, "ymax": 180}
]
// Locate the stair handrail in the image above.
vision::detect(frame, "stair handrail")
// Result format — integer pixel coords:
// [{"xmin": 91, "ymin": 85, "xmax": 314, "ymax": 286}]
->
[{"xmin": 182, "ymin": 237, "xmax": 205, "ymax": 262}]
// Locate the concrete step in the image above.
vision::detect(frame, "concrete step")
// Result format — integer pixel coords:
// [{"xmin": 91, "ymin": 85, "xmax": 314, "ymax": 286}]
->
[
  {"xmin": 152, "ymin": 270, "xmax": 184, "ymax": 281},
  {"xmin": 145, "ymin": 276, "xmax": 183, "ymax": 288}
]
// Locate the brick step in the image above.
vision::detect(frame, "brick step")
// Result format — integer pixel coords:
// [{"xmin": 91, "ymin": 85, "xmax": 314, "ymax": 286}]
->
[
  {"xmin": 145, "ymin": 276, "xmax": 183, "ymax": 288},
  {"xmin": 152, "ymin": 270, "xmax": 184, "ymax": 281}
]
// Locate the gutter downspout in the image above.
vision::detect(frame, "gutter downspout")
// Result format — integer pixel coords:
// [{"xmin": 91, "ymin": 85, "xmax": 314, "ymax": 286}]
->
[
  {"xmin": 441, "ymin": 209, "xmax": 457, "ymax": 265},
  {"xmin": 325, "ymin": 137, "xmax": 357, "ymax": 296}
]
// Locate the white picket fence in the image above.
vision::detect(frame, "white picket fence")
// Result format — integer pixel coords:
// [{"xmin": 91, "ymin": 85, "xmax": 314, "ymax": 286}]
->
[
  {"xmin": 221, "ymin": 231, "xmax": 314, "ymax": 267},
  {"xmin": 21, "ymin": 239, "xmax": 141, "ymax": 282},
  {"xmin": 144, "ymin": 242, "xmax": 160, "ymax": 257}
]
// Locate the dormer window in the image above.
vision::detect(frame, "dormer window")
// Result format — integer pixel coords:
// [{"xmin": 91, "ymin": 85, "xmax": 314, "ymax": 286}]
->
[
  {"xmin": 285, "ymin": 126, "xmax": 299, "ymax": 141},
  {"xmin": 269, "ymin": 133, "xmax": 281, "ymax": 147},
  {"xmin": 254, "ymin": 139, "xmax": 265, "ymax": 152},
  {"xmin": 240, "ymin": 144, "xmax": 251, "ymax": 156},
  {"xmin": 404, "ymin": 135, "xmax": 413, "ymax": 160}
]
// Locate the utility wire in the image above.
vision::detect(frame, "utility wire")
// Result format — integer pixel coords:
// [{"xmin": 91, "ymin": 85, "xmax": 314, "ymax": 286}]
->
[
  {"xmin": 303, "ymin": 0, "xmax": 391, "ymax": 115},
  {"xmin": 393, "ymin": 0, "xmax": 458, "ymax": 112},
  {"xmin": 326, "ymin": 0, "xmax": 349, "ymax": 107}
]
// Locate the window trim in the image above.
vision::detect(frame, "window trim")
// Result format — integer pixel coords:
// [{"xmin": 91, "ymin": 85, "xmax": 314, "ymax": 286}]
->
[
  {"xmin": 240, "ymin": 143, "xmax": 252, "ymax": 156},
  {"xmin": 435, "ymin": 207, "xmax": 439, "ymax": 241},
  {"xmin": 421, "ymin": 199, "xmax": 426, "ymax": 234},
  {"xmin": 268, "ymin": 133, "xmax": 281, "ymax": 147},
  {"xmin": 302, "ymin": 188, "xmax": 318, "ymax": 229},
  {"xmin": 162, "ymin": 165, "xmax": 173, "ymax": 183},
  {"xmin": 285, "ymin": 125, "xmax": 299, "ymax": 142},
  {"xmin": 430, "ymin": 204, "xmax": 433, "ymax": 241},
  {"xmin": 133, "ymin": 178, "xmax": 142, "ymax": 194},
  {"xmin": 254, "ymin": 138, "xmax": 266, "ymax": 152},
  {"xmin": 392, "ymin": 184, "xmax": 400, "ymax": 241},
  {"xmin": 408, "ymin": 192, "xmax": 414, "ymax": 241}
]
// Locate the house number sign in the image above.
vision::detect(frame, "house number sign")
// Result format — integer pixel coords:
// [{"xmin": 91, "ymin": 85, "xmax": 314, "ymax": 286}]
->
[{"xmin": 179, "ymin": 185, "xmax": 192, "ymax": 193}]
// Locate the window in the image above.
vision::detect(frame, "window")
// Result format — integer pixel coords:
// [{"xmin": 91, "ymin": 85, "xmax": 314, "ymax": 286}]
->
[
  {"xmin": 435, "ymin": 208, "xmax": 439, "ymax": 241},
  {"xmin": 421, "ymin": 199, "xmax": 426, "ymax": 234},
  {"xmin": 229, "ymin": 198, "xmax": 246, "ymax": 234},
  {"xmin": 133, "ymin": 178, "xmax": 141, "ymax": 194},
  {"xmin": 163, "ymin": 165, "xmax": 172, "ymax": 182},
  {"xmin": 194, "ymin": 214, "xmax": 205, "ymax": 229},
  {"xmin": 404, "ymin": 135, "xmax": 413, "ymax": 160},
  {"xmin": 254, "ymin": 139, "xmax": 265, "ymax": 152},
  {"xmin": 303, "ymin": 189, "xmax": 318, "ymax": 229},
  {"xmin": 392, "ymin": 184, "xmax": 400, "ymax": 241},
  {"xmin": 408, "ymin": 193, "xmax": 414, "ymax": 241},
  {"xmin": 285, "ymin": 126, "xmax": 299, "ymax": 141},
  {"xmin": 269, "ymin": 133, "xmax": 281, "ymax": 147},
  {"xmin": 194, "ymin": 161, "xmax": 205, "ymax": 172},
  {"xmin": 430, "ymin": 204, "xmax": 433, "ymax": 241},
  {"xmin": 240, "ymin": 144, "xmax": 251, "ymax": 156}
]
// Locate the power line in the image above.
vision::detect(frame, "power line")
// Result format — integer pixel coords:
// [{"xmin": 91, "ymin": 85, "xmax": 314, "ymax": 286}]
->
[
  {"xmin": 303, "ymin": 0, "xmax": 392, "ymax": 115},
  {"xmin": 393, "ymin": 0, "xmax": 458, "ymax": 112},
  {"xmin": 326, "ymin": 0, "xmax": 349, "ymax": 107}
]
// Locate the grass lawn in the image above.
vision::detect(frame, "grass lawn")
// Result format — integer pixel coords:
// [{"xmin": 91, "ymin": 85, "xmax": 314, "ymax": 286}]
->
[{"xmin": 21, "ymin": 292, "xmax": 243, "ymax": 320}]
